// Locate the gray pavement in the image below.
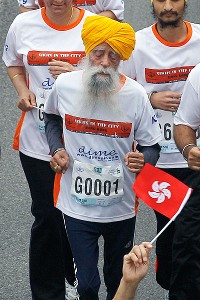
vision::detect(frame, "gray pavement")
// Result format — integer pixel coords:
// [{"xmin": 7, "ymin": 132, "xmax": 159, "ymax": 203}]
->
[{"xmin": 0, "ymin": 1, "xmax": 199, "ymax": 299}]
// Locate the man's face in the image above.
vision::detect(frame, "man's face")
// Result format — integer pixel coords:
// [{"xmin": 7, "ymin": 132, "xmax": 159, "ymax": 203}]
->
[
  {"xmin": 152, "ymin": 0, "xmax": 186, "ymax": 27},
  {"xmin": 79, "ymin": 43, "xmax": 121, "ymax": 115}
]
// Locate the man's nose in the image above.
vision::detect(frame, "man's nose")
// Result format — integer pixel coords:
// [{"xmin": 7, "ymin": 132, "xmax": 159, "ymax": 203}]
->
[
  {"xmin": 100, "ymin": 54, "xmax": 110, "ymax": 67},
  {"xmin": 163, "ymin": 0, "xmax": 173, "ymax": 11}
]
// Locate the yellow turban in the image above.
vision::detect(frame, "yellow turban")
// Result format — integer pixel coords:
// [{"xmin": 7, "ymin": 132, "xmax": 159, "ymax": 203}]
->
[{"xmin": 81, "ymin": 15, "xmax": 135, "ymax": 61}]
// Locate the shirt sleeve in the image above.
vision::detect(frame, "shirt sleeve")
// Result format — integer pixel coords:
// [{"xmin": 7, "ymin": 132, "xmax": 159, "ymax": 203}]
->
[
  {"xmin": 2, "ymin": 20, "xmax": 24, "ymax": 67},
  {"xmin": 174, "ymin": 74, "xmax": 200, "ymax": 130},
  {"xmin": 102, "ymin": 0, "xmax": 124, "ymax": 20},
  {"xmin": 18, "ymin": 0, "xmax": 39, "ymax": 9},
  {"xmin": 136, "ymin": 144, "xmax": 161, "ymax": 166},
  {"xmin": 44, "ymin": 83, "xmax": 64, "ymax": 155},
  {"xmin": 134, "ymin": 91, "xmax": 162, "ymax": 146}
]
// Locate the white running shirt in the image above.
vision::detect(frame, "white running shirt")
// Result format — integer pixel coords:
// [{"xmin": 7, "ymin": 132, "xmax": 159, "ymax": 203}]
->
[
  {"xmin": 120, "ymin": 22, "xmax": 200, "ymax": 168},
  {"xmin": 174, "ymin": 63, "xmax": 200, "ymax": 130},
  {"xmin": 44, "ymin": 70, "xmax": 161, "ymax": 222},
  {"xmin": 3, "ymin": 7, "xmax": 94, "ymax": 161}
]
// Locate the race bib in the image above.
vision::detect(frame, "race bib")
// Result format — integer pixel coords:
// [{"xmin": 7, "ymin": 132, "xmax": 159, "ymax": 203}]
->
[
  {"xmin": 157, "ymin": 111, "xmax": 179, "ymax": 153},
  {"xmin": 71, "ymin": 160, "xmax": 124, "ymax": 206},
  {"xmin": 32, "ymin": 88, "xmax": 52, "ymax": 134}
]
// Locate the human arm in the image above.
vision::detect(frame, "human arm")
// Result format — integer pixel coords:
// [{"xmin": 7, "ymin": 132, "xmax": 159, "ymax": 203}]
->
[
  {"xmin": 173, "ymin": 65, "xmax": 200, "ymax": 170},
  {"xmin": 81, "ymin": 0, "xmax": 124, "ymax": 21},
  {"xmin": 149, "ymin": 91, "xmax": 181, "ymax": 112},
  {"xmin": 174, "ymin": 124, "xmax": 200, "ymax": 170},
  {"xmin": 7, "ymin": 66, "xmax": 36, "ymax": 111},
  {"xmin": 18, "ymin": 0, "xmax": 39, "ymax": 12},
  {"xmin": 124, "ymin": 143, "xmax": 160, "ymax": 173},
  {"xmin": 19, "ymin": 6, "xmax": 36, "ymax": 12},
  {"xmin": 101, "ymin": 0, "xmax": 124, "ymax": 21},
  {"xmin": 44, "ymin": 112, "xmax": 69, "ymax": 174},
  {"xmin": 48, "ymin": 59, "xmax": 77, "ymax": 79},
  {"xmin": 113, "ymin": 242, "xmax": 152, "ymax": 300},
  {"xmin": 98, "ymin": 10, "xmax": 118, "ymax": 20}
]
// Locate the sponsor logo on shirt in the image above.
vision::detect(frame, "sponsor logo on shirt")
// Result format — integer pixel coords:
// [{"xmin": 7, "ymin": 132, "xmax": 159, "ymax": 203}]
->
[
  {"xmin": 42, "ymin": 77, "xmax": 54, "ymax": 89},
  {"xmin": 76, "ymin": 146, "xmax": 119, "ymax": 162},
  {"xmin": 65, "ymin": 114, "xmax": 132, "ymax": 138},
  {"xmin": 4, "ymin": 44, "xmax": 8, "ymax": 51},
  {"xmin": 152, "ymin": 114, "xmax": 158, "ymax": 124},
  {"xmin": 27, "ymin": 51, "xmax": 85, "ymax": 66},
  {"xmin": 145, "ymin": 66, "xmax": 194, "ymax": 84}
]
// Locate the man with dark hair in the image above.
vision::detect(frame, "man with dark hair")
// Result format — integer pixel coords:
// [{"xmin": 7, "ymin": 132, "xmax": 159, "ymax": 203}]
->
[{"xmin": 120, "ymin": 0, "xmax": 200, "ymax": 299}]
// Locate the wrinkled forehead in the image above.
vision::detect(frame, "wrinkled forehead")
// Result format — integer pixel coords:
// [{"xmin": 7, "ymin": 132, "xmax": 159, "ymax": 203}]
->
[{"xmin": 92, "ymin": 42, "xmax": 114, "ymax": 52}]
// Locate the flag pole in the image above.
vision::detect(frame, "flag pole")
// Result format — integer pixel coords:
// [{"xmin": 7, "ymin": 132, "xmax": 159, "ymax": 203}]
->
[{"xmin": 150, "ymin": 188, "xmax": 192, "ymax": 244}]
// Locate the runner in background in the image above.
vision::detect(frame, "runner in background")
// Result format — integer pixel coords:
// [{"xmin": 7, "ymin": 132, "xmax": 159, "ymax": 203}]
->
[
  {"xmin": 120, "ymin": 0, "xmax": 200, "ymax": 299},
  {"xmin": 17, "ymin": 0, "xmax": 124, "ymax": 21},
  {"xmin": 2, "ymin": 1, "xmax": 96, "ymax": 299}
]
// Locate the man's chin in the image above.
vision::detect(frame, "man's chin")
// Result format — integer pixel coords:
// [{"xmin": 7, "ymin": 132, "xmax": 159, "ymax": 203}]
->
[{"xmin": 158, "ymin": 17, "xmax": 181, "ymax": 28}]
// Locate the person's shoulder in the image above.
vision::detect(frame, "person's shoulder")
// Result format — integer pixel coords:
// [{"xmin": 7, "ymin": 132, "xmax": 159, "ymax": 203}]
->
[
  {"xmin": 12, "ymin": 8, "xmax": 41, "ymax": 25},
  {"xmin": 189, "ymin": 63, "xmax": 200, "ymax": 78},
  {"xmin": 80, "ymin": 7, "xmax": 96, "ymax": 17},
  {"xmin": 123, "ymin": 75, "xmax": 148, "ymax": 96},
  {"xmin": 136, "ymin": 24, "xmax": 153, "ymax": 36},
  {"xmin": 135, "ymin": 25, "xmax": 154, "ymax": 46},
  {"xmin": 190, "ymin": 21, "xmax": 200, "ymax": 35},
  {"xmin": 190, "ymin": 21, "xmax": 200, "ymax": 29},
  {"xmin": 56, "ymin": 70, "xmax": 83, "ymax": 85}
]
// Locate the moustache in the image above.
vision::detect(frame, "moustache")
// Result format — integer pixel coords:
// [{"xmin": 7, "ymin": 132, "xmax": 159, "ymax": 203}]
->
[{"xmin": 160, "ymin": 11, "xmax": 178, "ymax": 17}]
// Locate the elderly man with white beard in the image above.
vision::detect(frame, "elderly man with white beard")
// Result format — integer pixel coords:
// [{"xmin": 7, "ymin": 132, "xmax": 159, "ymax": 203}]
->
[{"xmin": 44, "ymin": 15, "xmax": 161, "ymax": 300}]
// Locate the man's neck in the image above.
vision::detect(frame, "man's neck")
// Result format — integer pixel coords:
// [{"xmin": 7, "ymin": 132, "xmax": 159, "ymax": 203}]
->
[{"xmin": 156, "ymin": 20, "xmax": 188, "ymax": 43}]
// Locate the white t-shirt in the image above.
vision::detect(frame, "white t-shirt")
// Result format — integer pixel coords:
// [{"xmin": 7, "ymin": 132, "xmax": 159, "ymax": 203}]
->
[
  {"xmin": 2, "ymin": 7, "xmax": 94, "ymax": 161},
  {"xmin": 44, "ymin": 70, "xmax": 161, "ymax": 222},
  {"xmin": 174, "ymin": 63, "xmax": 200, "ymax": 129},
  {"xmin": 120, "ymin": 22, "xmax": 200, "ymax": 168},
  {"xmin": 17, "ymin": 0, "xmax": 124, "ymax": 20}
]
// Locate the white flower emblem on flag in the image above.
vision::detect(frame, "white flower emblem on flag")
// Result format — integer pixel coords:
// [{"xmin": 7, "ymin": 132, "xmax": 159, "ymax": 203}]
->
[{"xmin": 148, "ymin": 181, "xmax": 171, "ymax": 203}]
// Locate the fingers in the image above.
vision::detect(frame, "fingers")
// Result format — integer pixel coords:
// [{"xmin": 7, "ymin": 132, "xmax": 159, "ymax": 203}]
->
[
  {"xmin": 125, "ymin": 152, "xmax": 144, "ymax": 173},
  {"xmin": 50, "ymin": 161, "xmax": 65, "ymax": 174},
  {"xmin": 151, "ymin": 91, "xmax": 181, "ymax": 111},
  {"xmin": 188, "ymin": 147, "xmax": 200, "ymax": 170},
  {"xmin": 126, "ymin": 242, "xmax": 152, "ymax": 267},
  {"xmin": 17, "ymin": 94, "xmax": 36, "ymax": 111},
  {"xmin": 50, "ymin": 152, "xmax": 69, "ymax": 174},
  {"xmin": 48, "ymin": 60, "xmax": 75, "ymax": 78}
]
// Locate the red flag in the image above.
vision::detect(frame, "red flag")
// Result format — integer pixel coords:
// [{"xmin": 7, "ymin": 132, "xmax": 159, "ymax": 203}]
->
[{"xmin": 132, "ymin": 163, "xmax": 193, "ymax": 219}]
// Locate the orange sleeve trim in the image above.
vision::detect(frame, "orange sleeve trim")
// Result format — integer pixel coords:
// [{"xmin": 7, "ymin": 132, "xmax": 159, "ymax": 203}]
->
[
  {"xmin": 53, "ymin": 173, "xmax": 62, "ymax": 207},
  {"xmin": 152, "ymin": 21, "xmax": 192, "ymax": 47},
  {"xmin": 13, "ymin": 112, "xmax": 26, "ymax": 150},
  {"xmin": 41, "ymin": 7, "xmax": 85, "ymax": 31}
]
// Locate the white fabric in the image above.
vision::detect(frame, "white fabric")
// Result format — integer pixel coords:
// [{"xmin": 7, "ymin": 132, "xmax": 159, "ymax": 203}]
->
[
  {"xmin": 18, "ymin": 0, "xmax": 39, "ymax": 9},
  {"xmin": 2, "ymin": 8, "xmax": 94, "ymax": 161},
  {"xmin": 17, "ymin": 0, "xmax": 124, "ymax": 20},
  {"xmin": 120, "ymin": 22, "xmax": 200, "ymax": 168},
  {"xmin": 44, "ymin": 70, "xmax": 161, "ymax": 222},
  {"xmin": 174, "ymin": 63, "xmax": 200, "ymax": 130}
]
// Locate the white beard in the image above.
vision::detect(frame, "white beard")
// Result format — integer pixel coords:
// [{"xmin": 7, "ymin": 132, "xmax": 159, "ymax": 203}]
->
[{"xmin": 78, "ymin": 56, "xmax": 123, "ymax": 120}]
